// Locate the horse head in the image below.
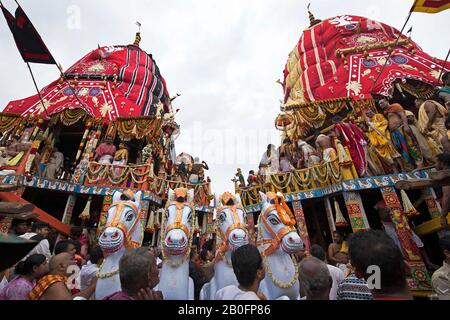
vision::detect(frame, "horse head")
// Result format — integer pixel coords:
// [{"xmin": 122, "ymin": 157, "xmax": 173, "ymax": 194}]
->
[
  {"xmin": 258, "ymin": 191, "xmax": 303, "ymax": 256},
  {"xmin": 98, "ymin": 190, "xmax": 143, "ymax": 254},
  {"xmin": 162, "ymin": 188, "xmax": 195, "ymax": 260},
  {"xmin": 215, "ymin": 192, "xmax": 249, "ymax": 254}
]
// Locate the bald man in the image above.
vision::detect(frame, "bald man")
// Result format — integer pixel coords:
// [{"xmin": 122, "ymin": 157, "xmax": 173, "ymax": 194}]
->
[
  {"xmin": 28, "ymin": 253, "xmax": 97, "ymax": 300},
  {"xmin": 298, "ymin": 256, "xmax": 332, "ymax": 300}
]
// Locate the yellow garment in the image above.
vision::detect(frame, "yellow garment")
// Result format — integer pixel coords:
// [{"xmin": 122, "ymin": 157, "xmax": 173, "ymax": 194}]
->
[
  {"xmin": 6, "ymin": 151, "xmax": 24, "ymax": 166},
  {"xmin": 367, "ymin": 114, "xmax": 399, "ymax": 165},
  {"xmin": 335, "ymin": 141, "xmax": 356, "ymax": 179},
  {"xmin": 113, "ymin": 148, "xmax": 128, "ymax": 163},
  {"xmin": 323, "ymin": 147, "xmax": 337, "ymax": 162},
  {"xmin": 418, "ymin": 100, "xmax": 448, "ymax": 151},
  {"xmin": 340, "ymin": 241, "xmax": 348, "ymax": 254}
]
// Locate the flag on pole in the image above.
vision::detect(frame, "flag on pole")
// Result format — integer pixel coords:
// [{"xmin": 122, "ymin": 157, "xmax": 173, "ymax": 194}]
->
[
  {"xmin": 1, "ymin": 3, "xmax": 56, "ymax": 64},
  {"xmin": 410, "ymin": 0, "xmax": 450, "ymax": 13}
]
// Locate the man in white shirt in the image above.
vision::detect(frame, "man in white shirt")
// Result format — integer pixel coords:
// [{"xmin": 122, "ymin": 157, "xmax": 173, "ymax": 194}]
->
[
  {"xmin": 215, "ymin": 244, "xmax": 265, "ymax": 300},
  {"xmin": 80, "ymin": 246, "xmax": 103, "ymax": 290},
  {"xmin": 19, "ymin": 222, "xmax": 52, "ymax": 262},
  {"xmin": 309, "ymin": 244, "xmax": 344, "ymax": 300}
]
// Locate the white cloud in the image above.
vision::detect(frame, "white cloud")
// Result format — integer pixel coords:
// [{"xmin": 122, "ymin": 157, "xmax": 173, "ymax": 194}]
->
[{"xmin": 1, "ymin": 0, "xmax": 448, "ymax": 196}]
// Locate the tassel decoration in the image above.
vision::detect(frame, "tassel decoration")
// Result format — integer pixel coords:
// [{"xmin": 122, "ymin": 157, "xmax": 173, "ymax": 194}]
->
[
  {"xmin": 79, "ymin": 196, "xmax": 92, "ymax": 220},
  {"xmin": 400, "ymin": 190, "xmax": 420, "ymax": 218},
  {"xmin": 334, "ymin": 199, "xmax": 349, "ymax": 228}
]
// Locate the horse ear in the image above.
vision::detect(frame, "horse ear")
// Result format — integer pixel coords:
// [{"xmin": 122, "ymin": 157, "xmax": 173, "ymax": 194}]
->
[
  {"xmin": 234, "ymin": 193, "xmax": 242, "ymax": 205},
  {"xmin": 276, "ymin": 192, "xmax": 284, "ymax": 199},
  {"xmin": 259, "ymin": 191, "xmax": 267, "ymax": 203},
  {"xmin": 134, "ymin": 191, "xmax": 142, "ymax": 208},
  {"xmin": 112, "ymin": 191, "xmax": 122, "ymax": 204},
  {"xmin": 168, "ymin": 188, "xmax": 175, "ymax": 202},
  {"xmin": 187, "ymin": 189, "xmax": 194, "ymax": 203}
]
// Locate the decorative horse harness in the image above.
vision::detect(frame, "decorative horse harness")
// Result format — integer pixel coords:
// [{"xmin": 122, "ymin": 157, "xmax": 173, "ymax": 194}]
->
[
  {"xmin": 104, "ymin": 201, "xmax": 141, "ymax": 248},
  {"xmin": 257, "ymin": 194, "xmax": 296, "ymax": 256},
  {"xmin": 164, "ymin": 202, "xmax": 195, "ymax": 237},
  {"xmin": 161, "ymin": 201, "xmax": 196, "ymax": 267},
  {"xmin": 216, "ymin": 204, "xmax": 248, "ymax": 257}
]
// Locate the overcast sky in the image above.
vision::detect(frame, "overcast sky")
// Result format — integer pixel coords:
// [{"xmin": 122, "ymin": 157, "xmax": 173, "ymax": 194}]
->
[{"xmin": 0, "ymin": 0, "xmax": 449, "ymax": 197}]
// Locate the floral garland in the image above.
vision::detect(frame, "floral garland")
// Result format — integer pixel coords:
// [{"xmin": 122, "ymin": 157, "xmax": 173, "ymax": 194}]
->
[
  {"xmin": 257, "ymin": 221, "xmax": 299, "ymax": 289},
  {"xmin": 75, "ymin": 121, "xmax": 93, "ymax": 161},
  {"xmin": 57, "ymin": 109, "xmax": 90, "ymax": 126},
  {"xmin": 86, "ymin": 163, "xmax": 152, "ymax": 185},
  {"xmin": 116, "ymin": 117, "xmax": 164, "ymax": 140},
  {"xmin": 0, "ymin": 113, "xmax": 21, "ymax": 132}
]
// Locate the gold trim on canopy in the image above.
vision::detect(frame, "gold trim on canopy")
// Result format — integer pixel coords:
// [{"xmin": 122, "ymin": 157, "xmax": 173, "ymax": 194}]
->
[
  {"xmin": 115, "ymin": 116, "xmax": 164, "ymax": 140},
  {"xmin": 281, "ymin": 98, "xmax": 374, "ymax": 139},
  {"xmin": 49, "ymin": 109, "xmax": 92, "ymax": 126},
  {"xmin": 0, "ymin": 113, "xmax": 22, "ymax": 132}
]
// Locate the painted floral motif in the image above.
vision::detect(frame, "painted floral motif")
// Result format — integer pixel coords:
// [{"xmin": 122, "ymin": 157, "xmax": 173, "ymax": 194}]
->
[
  {"xmin": 329, "ymin": 15, "xmax": 356, "ymax": 27},
  {"xmin": 100, "ymin": 103, "xmax": 112, "ymax": 117},
  {"xmin": 346, "ymin": 81, "xmax": 362, "ymax": 95}
]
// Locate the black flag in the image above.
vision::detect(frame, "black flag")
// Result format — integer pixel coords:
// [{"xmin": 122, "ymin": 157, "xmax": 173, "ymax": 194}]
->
[{"xmin": 1, "ymin": 3, "xmax": 56, "ymax": 64}]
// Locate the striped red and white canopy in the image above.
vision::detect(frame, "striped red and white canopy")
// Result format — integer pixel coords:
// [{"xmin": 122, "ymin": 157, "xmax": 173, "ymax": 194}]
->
[
  {"xmin": 283, "ymin": 15, "xmax": 449, "ymax": 105},
  {"xmin": 3, "ymin": 45, "xmax": 171, "ymax": 122}
]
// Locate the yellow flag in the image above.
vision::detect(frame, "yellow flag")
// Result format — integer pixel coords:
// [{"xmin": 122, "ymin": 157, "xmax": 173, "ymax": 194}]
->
[{"xmin": 411, "ymin": 0, "xmax": 450, "ymax": 13}]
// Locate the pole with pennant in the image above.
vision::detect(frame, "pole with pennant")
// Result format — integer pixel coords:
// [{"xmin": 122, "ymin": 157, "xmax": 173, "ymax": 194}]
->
[{"xmin": 371, "ymin": 0, "xmax": 450, "ymax": 93}]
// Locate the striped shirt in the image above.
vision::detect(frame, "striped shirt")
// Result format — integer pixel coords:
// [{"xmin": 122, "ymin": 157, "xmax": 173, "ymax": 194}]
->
[{"xmin": 337, "ymin": 272, "xmax": 373, "ymax": 300}]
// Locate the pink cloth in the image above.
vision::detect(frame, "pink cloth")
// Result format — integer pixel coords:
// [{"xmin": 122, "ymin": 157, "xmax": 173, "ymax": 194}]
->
[
  {"xmin": 0, "ymin": 276, "xmax": 35, "ymax": 300},
  {"xmin": 103, "ymin": 291, "xmax": 133, "ymax": 300},
  {"xmin": 95, "ymin": 143, "xmax": 116, "ymax": 159}
]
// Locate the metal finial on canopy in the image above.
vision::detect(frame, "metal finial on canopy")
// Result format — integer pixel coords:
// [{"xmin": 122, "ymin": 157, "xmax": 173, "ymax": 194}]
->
[
  {"xmin": 307, "ymin": 3, "xmax": 321, "ymax": 27},
  {"xmin": 134, "ymin": 21, "xmax": 142, "ymax": 47}
]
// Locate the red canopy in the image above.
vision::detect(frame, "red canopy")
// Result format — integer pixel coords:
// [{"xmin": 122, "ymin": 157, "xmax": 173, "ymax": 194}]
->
[
  {"xmin": 3, "ymin": 45, "xmax": 171, "ymax": 122},
  {"xmin": 283, "ymin": 15, "xmax": 449, "ymax": 105}
]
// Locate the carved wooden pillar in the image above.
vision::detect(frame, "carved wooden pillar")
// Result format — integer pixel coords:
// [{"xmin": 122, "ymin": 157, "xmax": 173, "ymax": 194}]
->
[
  {"xmin": 292, "ymin": 200, "xmax": 311, "ymax": 252},
  {"xmin": 96, "ymin": 195, "xmax": 113, "ymax": 239},
  {"xmin": 342, "ymin": 191, "xmax": 370, "ymax": 231},
  {"xmin": 379, "ymin": 186, "xmax": 431, "ymax": 291},
  {"xmin": 61, "ymin": 194, "xmax": 76, "ymax": 225}
]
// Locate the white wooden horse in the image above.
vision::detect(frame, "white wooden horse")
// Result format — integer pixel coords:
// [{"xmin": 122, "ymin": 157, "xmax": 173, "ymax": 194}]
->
[
  {"xmin": 200, "ymin": 192, "xmax": 249, "ymax": 300},
  {"xmin": 257, "ymin": 191, "xmax": 304, "ymax": 300},
  {"xmin": 157, "ymin": 188, "xmax": 196, "ymax": 300},
  {"xmin": 95, "ymin": 190, "xmax": 143, "ymax": 300}
]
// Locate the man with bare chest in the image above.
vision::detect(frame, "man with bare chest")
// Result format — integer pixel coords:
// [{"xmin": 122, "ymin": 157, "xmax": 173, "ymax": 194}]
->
[{"xmin": 328, "ymin": 230, "xmax": 349, "ymax": 273}]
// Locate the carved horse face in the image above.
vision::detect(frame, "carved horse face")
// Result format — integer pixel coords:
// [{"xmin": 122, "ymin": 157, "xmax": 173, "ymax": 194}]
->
[
  {"xmin": 162, "ymin": 188, "xmax": 195, "ymax": 257},
  {"xmin": 258, "ymin": 192, "xmax": 303, "ymax": 255},
  {"xmin": 215, "ymin": 192, "xmax": 249, "ymax": 252},
  {"xmin": 98, "ymin": 190, "xmax": 143, "ymax": 254}
]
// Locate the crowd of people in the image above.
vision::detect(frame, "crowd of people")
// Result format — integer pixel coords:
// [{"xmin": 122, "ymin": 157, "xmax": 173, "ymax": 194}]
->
[{"xmin": 2, "ymin": 214, "xmax": 449, "ymax": 300}]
